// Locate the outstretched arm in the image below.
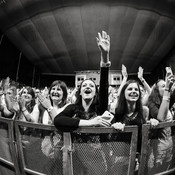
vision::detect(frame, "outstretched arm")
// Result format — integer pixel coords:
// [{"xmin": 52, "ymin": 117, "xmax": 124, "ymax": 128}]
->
[
  {"xmin": 117, "ymin": 64, "xmax": 128, "ymax": 97},
  {"xmin": 157, "ymin": 68, "xmax": 175, "ymax": 121},
  {"xmin": 96, "ymin": 31, "xmax": 111, "ymax": 114},
  {"xmin": 138, "ymin": 66, "xmax": 151, "ymax": 95}
]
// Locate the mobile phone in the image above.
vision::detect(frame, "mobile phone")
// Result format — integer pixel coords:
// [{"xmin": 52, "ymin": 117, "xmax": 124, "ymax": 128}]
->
[
  {"xmin": 102, "ymin": 111, "xmax": 114, "ymax": 122},
  {"xmin": 166, "ymin": 67, "xmax": 173, "ymax": 76}
]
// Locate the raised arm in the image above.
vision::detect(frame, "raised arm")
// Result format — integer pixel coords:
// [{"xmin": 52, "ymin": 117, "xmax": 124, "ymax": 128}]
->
[
  {"xmin": 138, "ymin": 66, "xmax": 151, "ymax": 95},
  {"xmin": 117, "ymin": 64, "xmax": 128, "ymax": 97},
  {"xmin": 157, "ymin": 68, "xmax": 175, "ymax": 121},
  {"xmin": 96, "ymin": 31, "xmax": 111, "ymax": 114}
]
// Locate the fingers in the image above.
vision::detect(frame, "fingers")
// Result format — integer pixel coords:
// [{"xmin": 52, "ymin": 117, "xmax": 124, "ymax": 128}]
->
[
  {"xmin": 98, "ymin": 32, "xmax": 102, "ymax": 41},
  {"xmin": 102, "ymin": 31, "xmax": 107, "ymax": 39},
  {"xmin": 95, "ymin": 116, "xmax": 111, "ymax": 127},
  {"xmin": 149, "ymin": 119, "xmax": 159, "ymax": 127},
  {"xmin": 38, "ymin": 93, "xmax": 45, "ymax": 103},
  {"xmin": 97, "ymin": 31, "xmax": 110, "ymax": 40},
  {"xmin": 96, "ymin": 37, "xmax": 99, "ymax": 44},
  {"xmin": 111, "ymin": 122, "xmax": 125, "ymax": 131}
]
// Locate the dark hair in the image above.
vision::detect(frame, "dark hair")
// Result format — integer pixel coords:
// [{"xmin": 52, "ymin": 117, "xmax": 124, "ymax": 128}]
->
[
  {"xmin": 74, "ymin": 79, "xmax": 100, "ymax": 117},
  {"xmin": 49, "ymin": 80, "xmax": 68, "ymax": 107},
  {"xmin": 148, "ymin": 79, "xmax": 163, "ymax": 107},
  {"xmin": 115, "ymin": 80, "xmax": 143, "ymax": 122},
  {"xmin": 22, "ymin": 86, "xmax": 36, "ymax": 113}
]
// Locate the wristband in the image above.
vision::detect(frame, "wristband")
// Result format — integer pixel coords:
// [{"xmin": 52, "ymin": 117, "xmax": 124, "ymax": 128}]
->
[
  {"xmin": 165, "ymin": 88, "xmax": 170, "ymax": 92},
  {"xmin": 163, "ymin": 96, "xmax": 170, "ymax": 102},
  {"xmin": 22, "ymin": 108, "xmax": 27, "ymax": 113},
  {"xmin": 100, "ymin": 61, "xmax": 111, "ymax": 67},
  {"xmin": 47, "ymin": 106, "xmax": 54, "ymax": 112},
  {"xmin": 140, "ymin": 78, "xmax": 145, "ymax": 83}
]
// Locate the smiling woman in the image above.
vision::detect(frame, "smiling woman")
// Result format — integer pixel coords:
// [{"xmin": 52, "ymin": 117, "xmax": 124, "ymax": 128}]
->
[{"xmin": 41, "ymin": 80, "xmax": 69, "ymax": 125}]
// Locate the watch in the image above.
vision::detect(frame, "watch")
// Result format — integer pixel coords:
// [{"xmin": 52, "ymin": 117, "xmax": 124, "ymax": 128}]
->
[{"xmin": 47, "ymin": 106, "xmax": 54, "ymax": 112}]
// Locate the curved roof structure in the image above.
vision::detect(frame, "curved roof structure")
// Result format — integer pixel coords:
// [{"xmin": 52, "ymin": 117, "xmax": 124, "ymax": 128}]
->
[{"xmin": 0, "ymin": 0, "xmax": 175, "ymax": 81}]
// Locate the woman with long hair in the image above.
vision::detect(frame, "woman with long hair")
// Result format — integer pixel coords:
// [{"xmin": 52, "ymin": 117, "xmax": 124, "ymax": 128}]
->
[
  {"xmin": 147, "ymin": 67, "xmax": 175, "ymax": 174},
  {"xmin": 38, "ymin": 31, "xmax": 112, "ymax": 175}
]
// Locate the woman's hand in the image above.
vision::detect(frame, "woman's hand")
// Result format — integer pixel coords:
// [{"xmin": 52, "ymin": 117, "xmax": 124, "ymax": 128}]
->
[
  {"xmin": 111, "ymin": 122, "xmax": 125, "ymax": 131},
  {"xmin": 165, "ymin": 67, "xmax": 175, "ymax": 91},
  {"xmin": 89, "ymin": 115, "xmax": 111, "ymax": 127},
  {"xmin": 38, "ymin": 93, "xmax": 52, "ymax": 109},
  {"xmin": 147, "ymin": 118, "xmax": 159, "ymax": 127},
  {"xmin": 18, "ymin": 96, "xmax": 26, "ymax": 110},
  {"xmin": 138, "ymin": 66, "xmax": 144, "ymax": 80},
  {"xmin": 3, "ymin": 77, "xmax": 10, "ymax": 93},
  {"xmin": 122, "ymin": 64, "xmax": 128, "ymax": 79},
  {"xmin": 96, "ymin": 31, "xmax": 110, "ymax": 65}
]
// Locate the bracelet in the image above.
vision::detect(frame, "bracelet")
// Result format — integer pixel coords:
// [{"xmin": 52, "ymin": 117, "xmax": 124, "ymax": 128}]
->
[
  {"xmin": 22, "ymin": 108, "xmax": 27, "ymax": 112},
  {"xmin": 100, "ymin": 61, "xmax": 111, "ymax": 67},
  {"xmin": 163, "ymin": 96, "xmax": 170, "ymax": 102},
  {"xmin": 165, "ymin": 88, "xmax": 170, "ymax": 92},
  {"xmin": 47, "ymin": 106, "xmax": 54, "ymax": 112},
  {"xmin": 140, "ymin": 78, "xmax": 145, "ymax": 83}
]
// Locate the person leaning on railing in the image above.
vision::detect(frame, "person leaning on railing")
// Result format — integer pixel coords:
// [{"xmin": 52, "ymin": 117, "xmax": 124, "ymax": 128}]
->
[
  {"xmin": 39, "ymin": 31, "xmax": 111, "ymax": 131},
  {"xmin": 110, "ymin": 79, "xmax": 159, "ymax": 173},
  {"xmin": 6, "ymin": 86, "xmax": 40, "ymax": 123},
  {"xmin": 147, "ymin": 67, "xmax": 175, "ymax": 173},
  {"xmin": 38, "ymin": 31, "xmax": 112, "ymax": 175}
]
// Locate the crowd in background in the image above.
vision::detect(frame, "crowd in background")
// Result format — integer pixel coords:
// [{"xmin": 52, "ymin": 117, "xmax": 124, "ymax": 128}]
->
[{"xmin": 0, "ymin": 31, "xmax": 175, "ymax": 174}]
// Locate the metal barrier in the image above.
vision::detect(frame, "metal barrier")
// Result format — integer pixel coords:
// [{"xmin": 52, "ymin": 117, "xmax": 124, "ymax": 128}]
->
[
  {"xmin": 138, "ymin": 121, "xmax": 175, "ymax": 175},
  {"xmin": 14, "ymin": 120, "xmax": 138, "ymax": 175},
  {"xmin": 0, "ymin": 116, "xmax": 20, "ymax": 175},
  {"xmin": 3, "ymin": 113, "xmax": 175, "ymax": 175}
]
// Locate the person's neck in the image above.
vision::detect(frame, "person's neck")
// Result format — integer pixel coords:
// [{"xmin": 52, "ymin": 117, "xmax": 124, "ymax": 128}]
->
[
  {"xmin": 82, "ymin": 98, "xmax": 93, "ymax": 112},
  {"xmin": 52, "ymin": 100, "xmax": 62, "ymax": 108},
  {"xmin": 126, "ymin": 101, "xmax": 136, "ymax": 116}
]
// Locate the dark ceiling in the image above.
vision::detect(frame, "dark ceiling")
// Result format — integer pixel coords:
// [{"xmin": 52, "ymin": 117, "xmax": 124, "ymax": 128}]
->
[{"xmin": 0, "ymin": 0, "xmax": 175, "ymax": 85}]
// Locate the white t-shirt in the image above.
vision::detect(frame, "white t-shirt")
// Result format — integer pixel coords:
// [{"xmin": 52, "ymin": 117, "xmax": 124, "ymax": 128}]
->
[{"xmin": 42, "ymin": 104, "xmax": 69, "ymax": 125}]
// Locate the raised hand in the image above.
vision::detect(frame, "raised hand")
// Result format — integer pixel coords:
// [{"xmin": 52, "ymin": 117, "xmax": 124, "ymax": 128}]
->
[
  {"xmin": 38, "ymin": 93, "xmax": 52, "ymax": 109},
  {"xmin": 165, "ymin": 67, "xmax": 175, "ymax": 91},
  {"xmin": 122, "ymin": 64, "xmax": 128, "ymax": 79},
  {"xmin": 96, "ymin": 31, "xmax": 110, "ymax": 53},
  {"xmin": 138, "ymin": 66, "xmax": 144, "ymax": 80},
  {"xmin": 96, "ymin": 31, "xmax": 110, "ymax": 64},
  {"xmin": 18, "ymin": 96, "xmax": 26, "ymax": 111},
  {"xmin": 4, "ymin": 77, "xmax": 10, "ymax": 92}
]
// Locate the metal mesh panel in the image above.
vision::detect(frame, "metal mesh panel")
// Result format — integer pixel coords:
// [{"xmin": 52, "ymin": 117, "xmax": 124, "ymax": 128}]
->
[
  {"xmin": 20, "ymin": 126, "xmax": 63, "ymax": 175},
  {"xmin": 144, "ymin": 125, "xmax": 175, "ymax": 175},
  {"xmin": 0, "ymin": 122, "xmax": 12, "ymax": 162},
  {"xmin": 71, "ymin": 132, "xmax": 131, "ymax": 175},
  {"xmin": 0, "ymin": 122, "xmax": 16, "ymax": 175}
]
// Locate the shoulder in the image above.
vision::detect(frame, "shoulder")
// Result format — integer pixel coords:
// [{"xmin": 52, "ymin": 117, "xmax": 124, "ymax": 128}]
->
[
  {"xmin": 142, "ymin": 105, "xmax": 149, "ymax": 121},
  {"xmin": 59, "ymin": 103, "xmax": 78, "ymax": 114}
]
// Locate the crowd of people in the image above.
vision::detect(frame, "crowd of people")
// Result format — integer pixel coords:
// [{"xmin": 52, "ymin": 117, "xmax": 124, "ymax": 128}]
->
[{"xmin": 0, "ymin": 31, "xmax": 175, "ymax": 174}]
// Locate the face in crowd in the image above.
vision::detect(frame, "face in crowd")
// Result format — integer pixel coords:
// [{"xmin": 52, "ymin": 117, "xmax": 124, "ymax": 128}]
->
[
  {"xmin": 80, "ymin": 79, "xmax": 97, "ymax": 101},
  {"xmin": 156, "ymin": 79, "xmax": 166, "ymax": 97},
  {"xmin": 48, "ymin": 80, "xmax": 68, "ymax": 106},
  {"xmin": 124, "ymin": 82, "xmax": 140, "ymax": 102},
  {"xmin": 21, "ymin": 87, "xmax": 35, "ymax": 103}
]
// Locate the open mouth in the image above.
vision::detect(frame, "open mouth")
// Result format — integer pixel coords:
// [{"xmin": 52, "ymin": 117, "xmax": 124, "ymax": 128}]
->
[
  {"xmin": 84, "ymin": 89, "xmax": 92, "ymax": 94},
  {"xmin": 129, "ymin": 93, "xmax": 138, "ymax": 97},
  {"xmin": 51, "ymin": 93, "xmax": 60, "ymax": 97}
]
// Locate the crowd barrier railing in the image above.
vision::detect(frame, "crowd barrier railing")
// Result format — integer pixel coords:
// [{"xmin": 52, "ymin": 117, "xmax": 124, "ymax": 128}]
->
[
  {"xmin": 0, "ymin": 116, "xmax": 20, "ymax": 175},
  {"xmin": 138, "ymin": 121, "xmax": 175, "ymax": 175},
  {"xmin": 1, "ymin": 112, "xmax": 175, "ymax": 175},
  {"xmin": 14, "ymin": 120, "xmax": 138, "ymax": 175}
]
